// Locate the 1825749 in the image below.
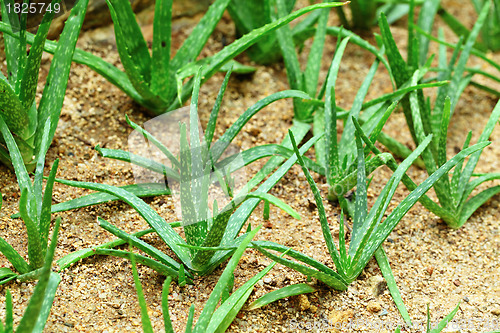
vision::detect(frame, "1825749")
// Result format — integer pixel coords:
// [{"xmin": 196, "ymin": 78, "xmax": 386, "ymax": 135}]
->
[{"xmin": 5, "ymin": 1, "xmax": 61, "ymax": 14}]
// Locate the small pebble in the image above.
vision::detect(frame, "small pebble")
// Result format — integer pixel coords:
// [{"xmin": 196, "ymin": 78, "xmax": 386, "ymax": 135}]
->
[
  {"xmin": 491, "ymin": 308, "xmax": 500, "ymax": 316},
  {"xmin": 296, "ymin": 294, "xmax": 310, "ymax": 311},
  {"xmin": 264, "ymin": 277, "xmax": 272, "ymax": 284},
  {"xmin": 367, "ymin": 301, "xmax": 382, "ymax": 313}
]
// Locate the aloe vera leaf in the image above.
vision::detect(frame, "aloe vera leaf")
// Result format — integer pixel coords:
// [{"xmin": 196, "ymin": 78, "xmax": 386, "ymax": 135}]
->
[
  {"xmin": 1, "ymin": 0, "xmax": 20, "ymax": 82},
  {"xmin": 0, "ymin": 267, "xmax": 17, "ymax": 286},
  {"xmin": 40, "ymin": 183, "xmax": 170, "ymax": 215},
  {"xmin": 95, "ymin": 145, "xmax": 179, "ymax": 181},
  {"xmin": 325, "ymin": 37, "xmax": 350, "ymax": 186},
  {"xmin": 379, "ymin": 13, "xmax": 410, "ymax": 87},
  {"xmin": 98, "ymin": 218, "xmax": 186, "ymax": 274},
  {"xmin": 170, "ymin": 0, "xmax": 231, "ymax": 72},
  {"xmin": 216, "ymin": 144, "xmax": 324, "ymax": 176},
  {"xmin": 0, "ymin": 81, "xmax": 29, "ymax": 141},
  {"xmin": 129, "ymin": 245, "xmax": 154, "ymax": 333},
  {"xmin": 253, "ymin": 243, "xmax": 348, "ymax": 290},
  {"xmin": 53, "ymin": 179, "xmax": 191, "ymax": 266},
  {"xmin": 303, "ymin": 1, "xmax": 329, "ymax": 98},
  {"xmin": 289, "ymin": 130, "xmax": 344, "ymax": 276},
  {"xmin": 31, "ymin": 272, "xmax": 61, "ymax": 333},
  {"xmin": 161, "ymin": 277, "xmax": 175, "ymax": 333},
  {"xmin": 458, "ymin": 186, "xmax": 500, "ymax": 228},
  {"xmin": 205, "ymin": 69, "xmax": 232, "ymax": 148},
  {"xmin": 457, "ymin": 99, "xmax": 500, "ymax": 202},
  {"xmin": 33, "ymin": 0, "xmax": 89, "ymax": 160},
  {"xmin": 149, "ymin": 0, "xmax": 172, "ymax": 96},
  {"xmin": 125, "ymin": 115, "xmax": 180, "ymax": 169},
  {"xmin": 429, "ymin": 302, "xmax": 461, "ymax": 333},
  {"xmin": 33, "ymin": 119, "xmax": 51, "ymax": 218},
  {"xmin": 274, "ymin": 0, "xmax": 304, "ymax": 93},
  {"xmin": 375, "ymin": 247, "xmax": 412, "ymax": 326},
  {"xmin": 211, "ymin": 90, "xmax": 311, "ymax": 161},
  {"xmin": 417, "ymin": 0, "xmax": 441, "ymax": 65},
  {"xmin": 251, "ymin": 241, "xmax": 342, "ymax": 278},
  {"xmin": 462, "ymin": 173, "xmax": 500, "ymax": 201},
  {"xmin": 247, "ymin": 283, "xmax": 316, "ymax": 312},
  {"xmin": 18, "ymin": 0, "xmax": 61, "ymax": 112},
  {"xmin": 179, "ymin": 122, "xmax": 200, "ymax": 250},
  {"xmin": 207, "ymin": 262, "xmax": 277, "ymax": 333},
  {"xmin": 96, "ymin": 248, "xmax": 187, "ymax": 282},
  {"xmin": 437, "ymin": 98, "xmax": 451, "ymax": 167},
  {"xmin": 350, "ymin": 135, "xmax": 368, "ymax": 252},
  {"xmin": 19, "ymin": 189, "xmax": 44, "ymax": 269},
  {"xmin": 360, "ymin": 81, "xmax": 449, "ymax": 111},
  {"xmin": 56, "ymin": 228, "xmax": 155, "ymax": 271},
  {"xmin": 338, "ymin": 59, "xmax": 380, "ymax": 162},
  {"xmin": 197, "ymin": 2, "xmax": 349, "ymax": 89},
  {"xmin": 16, "ymin": 218, "xmax": 60, "ymax": 333},
  {"xmin": 0, "ymin": 237, "xmax": 30, "ymax": 274},
  {"xmin": 193, "ymin": 226, "xmax": 260, "ymax": 332},
  {"xmin": 3, "ymin": 289, "xmax": 13, "ymax": 331},
  {"xmin": 188, "ymin": 69, "xmax": 205, "ymax": 224},
  {"xmin": 39, "ymin": 159, "xmax": 59, "ymax": 254}
]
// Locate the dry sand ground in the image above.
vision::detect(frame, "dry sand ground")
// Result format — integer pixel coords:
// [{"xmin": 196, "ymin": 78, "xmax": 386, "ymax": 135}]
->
[{"xmin": 0, "ymin": 1, "xmax": 499, "ymax": 332}]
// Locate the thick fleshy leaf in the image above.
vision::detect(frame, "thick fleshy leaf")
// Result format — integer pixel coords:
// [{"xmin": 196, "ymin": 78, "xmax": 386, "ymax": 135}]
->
[{"xmin": 247, "ymin": 283, "xmax": 316, "ymax": 311}]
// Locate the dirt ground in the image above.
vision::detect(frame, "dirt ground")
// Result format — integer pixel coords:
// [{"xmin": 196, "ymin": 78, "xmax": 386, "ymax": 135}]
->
[{"xmin": 0, "ymin": 1, "xmax": 499, "ymax": 332}]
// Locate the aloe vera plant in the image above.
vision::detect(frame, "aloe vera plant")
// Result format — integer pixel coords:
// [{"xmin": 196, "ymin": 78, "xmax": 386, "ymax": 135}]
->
[
  {"xmin": 253, "ymin": 127, "xmax": 489, "ymax": 323},
  {"xmin": 0, "ymin": 0, "xmax": 88, "ymax": 170},
  {"xmin": 46, "ymin": 69, "xmax": 328, "ymax": 279},
  {"xmin": 17, "ymin": 0, "xmax": 347, "ymax": 114},
  {"xmin": 0, "ymin": 116, "xmax": 62, "ymax": 284},
  {"xmin": 129, "ymin": 225, "xmax": 308, "ymax": 333},
  {"xmin": 0, "ymin": 218, "xmax": 61, "ymax": 333},
  {"xmin": 378, "ymin": 1, "xmax": 500, "ymax": 228}
]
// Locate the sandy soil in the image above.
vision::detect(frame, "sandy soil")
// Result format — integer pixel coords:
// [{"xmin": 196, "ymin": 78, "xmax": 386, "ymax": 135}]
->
[{"xmin": 0, "ymin": 1, "xmax": 499, "ymax": 332}]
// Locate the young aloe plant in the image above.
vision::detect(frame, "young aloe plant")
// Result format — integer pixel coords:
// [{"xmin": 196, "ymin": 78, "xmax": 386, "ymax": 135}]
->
[
  {"xmin": 252, "ymin": 127, "xmax": 489, "ymax": 324},
  {"xmin": 378, "ymin": 1, "xmax": 500, "ymax": 228},
  {"xmin": 19, "ymin": 0, "xmax": 347, "ymax": 114},
  {"xmin": 0, "ymin": 0, "xmax": 88, "ymax": 170},
  {"xmin": 0, "ymin": 116, "xmax": 62, "ymax": 284},
  {"xmin": 129, "ymin": 225, "xmax": 311, "ymax": 333},
  {"xmin": 0, "ymin": 218, "xmax": 61, "ymax": 333}
]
